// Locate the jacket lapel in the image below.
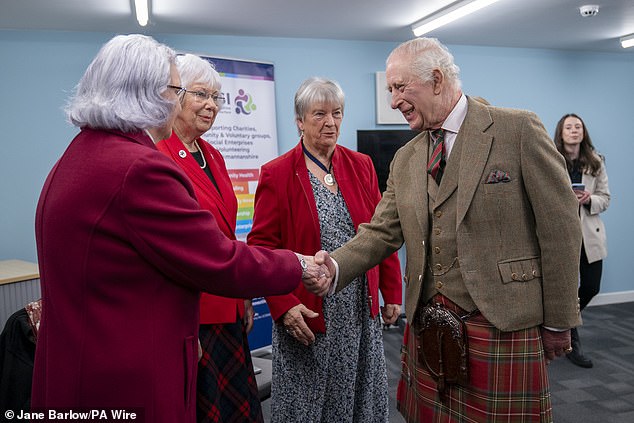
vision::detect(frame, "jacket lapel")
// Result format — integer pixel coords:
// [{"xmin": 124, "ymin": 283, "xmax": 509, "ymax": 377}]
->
[
  {"xmin": 196, "ymin": 140, "xmax": 236, "ymax": 230},
  {"xmin": 158, "ymin": 133, "xmax": 236, "ymax": 235},
  {"xmin": 408, "ymin": 132, "xmax": 430, "ymax": 234},
  {"xmin": 456, "ymin": 97, "xmax": 494, "ymax": 226},
  {"xmin": 292, "ymin": 142, "xmax": 322, "ymax": 240}
]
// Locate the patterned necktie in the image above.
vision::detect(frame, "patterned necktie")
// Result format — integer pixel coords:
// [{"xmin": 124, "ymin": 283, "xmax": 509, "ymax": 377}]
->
[{"xmin": 427, "ymin": 128, "xmax": 446, "ymax": 184}]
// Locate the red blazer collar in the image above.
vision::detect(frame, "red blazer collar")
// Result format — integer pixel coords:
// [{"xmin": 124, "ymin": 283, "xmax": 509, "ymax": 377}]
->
[{"xmin": 157, "ymin": 132, "xmax": 237, "ymax": 237}]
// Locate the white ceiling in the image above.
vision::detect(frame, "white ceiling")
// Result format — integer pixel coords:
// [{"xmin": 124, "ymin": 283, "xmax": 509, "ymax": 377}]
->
[{"xmin": 2, "ymin": 0, "xmax": 634, "ymax": 54}]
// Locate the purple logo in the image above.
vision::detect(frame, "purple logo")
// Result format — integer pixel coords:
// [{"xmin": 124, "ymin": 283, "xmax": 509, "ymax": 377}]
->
[{"xmin": 234, "ymin": 89, "xmax": 257, "ymax": 115}]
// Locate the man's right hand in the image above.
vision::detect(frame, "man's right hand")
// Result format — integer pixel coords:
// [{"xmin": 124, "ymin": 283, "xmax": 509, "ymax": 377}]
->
[{"xmin": 298, "ymin": 250, "xmax": 334, "ymax": 297}]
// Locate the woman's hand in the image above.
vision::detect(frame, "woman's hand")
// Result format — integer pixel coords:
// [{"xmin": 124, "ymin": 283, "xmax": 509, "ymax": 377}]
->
[
  {"xmin": 282, "ymin": 304, "xmax": 318, "ymax": 346},
  {"xmin": 381, "ymin": 304, "xmax": 402, "ymax": 325},
  {"xmin": 574, "ymin": 189, "xmax": 591, "ymax": 205},
  {"xmin": 243, "ymin": 299, "xmax": 254, "ymax": 333}
]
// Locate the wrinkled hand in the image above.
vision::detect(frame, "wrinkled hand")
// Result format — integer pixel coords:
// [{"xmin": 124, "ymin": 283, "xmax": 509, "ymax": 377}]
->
[
  {"xmin": 282, "ymin": 304, "xmax": 318, "ymax": 346},
  {"xmin": 574, "ymin": 189, "xmax": 591, "ymax": 205},
  {"xmin": 243, "ymin": 299, "xmax": 254, "ymax": 334},
  {"xmin": 381, "ymin": 304, "xmax": 402, "ymax": 325},
  {"xmin": 298, "ymin": 250, "xmax": 335, "ymax": 297},
  {"xmin": 541, "ymin": 327, "xmax": 572, "ymax": 364}
]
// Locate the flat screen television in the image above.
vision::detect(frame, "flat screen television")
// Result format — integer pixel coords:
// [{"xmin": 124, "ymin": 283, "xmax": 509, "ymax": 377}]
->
[{"xmin": 357, "ymin": 129, "xmax": 418, "ymax": 193}]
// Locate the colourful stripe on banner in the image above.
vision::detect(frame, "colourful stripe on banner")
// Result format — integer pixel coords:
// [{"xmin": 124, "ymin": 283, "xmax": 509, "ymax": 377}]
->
[
  {"xmin": 218, "ymin": 72, "xmax": 272, "ymax": 81},
  {"xmin": 205, "ymin": 57, "xmax": 274, "ymax": 81},
  {"xmin": 228, "ymin": 169, "xmax": 260, "ymax": 182},
  {"xmin": 236, "ymin": 208, "xmax": 254, "ymax": 221},
  {"xmin": 236, "ymin": 194, "xmax": 254, "ymax": 209},
  {"xmin": 232, "ymin": 181, "xmax": 250, "ymax": 195},
  {"xmin": 235, "ymin": 220, "xmax": 253, "ymax": 234}
]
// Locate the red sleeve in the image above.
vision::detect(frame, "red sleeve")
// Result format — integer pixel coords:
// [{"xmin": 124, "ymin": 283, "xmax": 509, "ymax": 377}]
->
[
  {"xmin": 121, "ymin": 154, "xmax": 301, "ymax": 298},
  {"xmin": 247, "ymin": 164, "xmax": 301, "ymax": 320}
]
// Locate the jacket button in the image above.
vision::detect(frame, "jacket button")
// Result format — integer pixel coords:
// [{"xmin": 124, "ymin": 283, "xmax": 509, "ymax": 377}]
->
[
  {"xmin": 435, "ymin": 211, "xmax": 443, "ymax": 218},
  {"xmin": 436, "ymin": 281, "xmax": 443, "ymax": 289},
  {"xmin": 511, "ymin": 273, "xmax": 519, "ymax": 281},
  {"xmin": 434, "ymin": 228, "xmax": 442, "ymax": 235},
  {"xmin": 418, "ymin": 274, "xmax": 423, "ymax": 282},
  {"xmin": 596, "ymin": 228, "xmax": 600, "ymax": 232},
  {"xmin": 434, "ymin": 247, "xmax": 441, "ymax": 254},
  {"xmin": 435, "ymin": 263, "xmax": 443, "ymax": 271}
]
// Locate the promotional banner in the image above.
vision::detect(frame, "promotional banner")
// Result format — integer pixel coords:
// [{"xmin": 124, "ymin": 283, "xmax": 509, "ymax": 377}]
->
[{"xmin": 198, "ymin": 55, "xmax": 278, "ymax": 351}]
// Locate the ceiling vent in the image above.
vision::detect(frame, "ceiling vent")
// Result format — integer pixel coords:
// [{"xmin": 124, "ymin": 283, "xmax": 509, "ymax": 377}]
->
[{"xmin": 579, "ymin": 5, "xmax": 599, "ymax": 17}]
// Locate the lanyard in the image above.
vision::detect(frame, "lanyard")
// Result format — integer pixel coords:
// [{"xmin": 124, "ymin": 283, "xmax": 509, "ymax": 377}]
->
[{"xmin": 302, "ymin": 141, "xmax": 335, "ymax": 186}]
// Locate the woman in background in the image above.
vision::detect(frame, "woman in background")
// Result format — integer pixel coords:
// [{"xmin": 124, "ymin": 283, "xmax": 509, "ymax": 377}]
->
[
  {"xmin": 248, "ymin": 77, "xmax": 402, "ymax": 422},
  {"xmin": 554, "ymin": 113, "xmax": 610, "ymax": 368},
  {"xmin": 157, "ymin": 54, "xmax": 262, "ymax": 423}
]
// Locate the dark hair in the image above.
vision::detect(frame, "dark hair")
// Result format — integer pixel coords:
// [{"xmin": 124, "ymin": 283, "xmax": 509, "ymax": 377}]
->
[{"xmin": 554, "ymin": 113, "xmax": 602, "ymax": 176}]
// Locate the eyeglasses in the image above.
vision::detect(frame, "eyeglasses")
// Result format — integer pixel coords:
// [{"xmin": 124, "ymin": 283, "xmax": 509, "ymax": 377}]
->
[
  {"xmin": 167, "ymin": 84, "xmax": 186, "ymax": 97},
  {"xmin": 183, "ymin": 89, "xmax": 226, "ymax": 107}
]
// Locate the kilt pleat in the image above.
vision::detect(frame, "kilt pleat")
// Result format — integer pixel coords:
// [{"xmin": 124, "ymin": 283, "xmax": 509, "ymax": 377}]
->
[
  {"xmin": 397, "ymin": 300, "xmax": 552, "ymax": 423},
  {"xmin": 197, "ymin": 320, "xmax": 263, "ymax": 423}
]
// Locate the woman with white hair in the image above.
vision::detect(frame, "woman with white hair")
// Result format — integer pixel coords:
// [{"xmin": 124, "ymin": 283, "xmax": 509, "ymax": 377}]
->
[
  {"xmin": 157, "ymin": 54, "xmax": 262, "ymax": 422},
  {"xmin": 248, "ymin": 77, "xmax": 402, "ymax": 422},
  {"xmin": 32, "ymin": 34, "xmax": 329, "ymax": 423}
]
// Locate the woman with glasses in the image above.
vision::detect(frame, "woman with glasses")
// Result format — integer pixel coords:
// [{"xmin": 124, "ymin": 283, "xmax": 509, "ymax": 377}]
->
[
  {"xmin": 32, "ymin": 36, "xmax": 327, "ymax": 423},
  {"xmin": 156, "ymin": 53, "xmax": 262, "ymax": 423}
]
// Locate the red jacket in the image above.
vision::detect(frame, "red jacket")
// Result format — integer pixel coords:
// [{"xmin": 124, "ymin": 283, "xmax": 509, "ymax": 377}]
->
[
  {"xmin": 157, "ymin": 133, "xmax": 244, "ymax": 324},
  {"xmin": 33, "ymin": 128, "xmax": 301, "ymax": 422},
  {"xmin": 247, "ymin": 141, "xmax": 402, "ymax": 333}
]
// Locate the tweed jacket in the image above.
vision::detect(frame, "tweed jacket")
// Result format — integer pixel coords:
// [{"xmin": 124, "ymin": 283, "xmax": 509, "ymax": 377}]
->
[
  {"xmin": 33, "ymin": 128, "xmax": 301, "ymax": 422},
  {"xmin": 579, "ymin": 157, "xmax": 610, "ymax": 264},
  {"xmin": 332, "ymin": 97, "xmax": 582, "ymax": 331}
]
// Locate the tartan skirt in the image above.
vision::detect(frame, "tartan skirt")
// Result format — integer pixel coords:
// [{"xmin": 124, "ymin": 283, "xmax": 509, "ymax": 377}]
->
[
  {"xmin": 197, "ymin": 320, "xmax": 263, "ymax": 423},
  {"xmin": 397, "ymin": 298, "xmax": 552, "ymax": 423}
]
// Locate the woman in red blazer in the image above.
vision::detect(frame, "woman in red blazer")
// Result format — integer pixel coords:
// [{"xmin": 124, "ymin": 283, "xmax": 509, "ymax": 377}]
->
[
  {"xmin": 32, "ymin": 35, "xmax": 327, "ymax": 423},
  {"xmin": 157, "ymin": 54, "xmax": 261, "ymax": 423},
  {"xmin": 247, "ymin": 77, "xmax": 402, "ymax": 422}
]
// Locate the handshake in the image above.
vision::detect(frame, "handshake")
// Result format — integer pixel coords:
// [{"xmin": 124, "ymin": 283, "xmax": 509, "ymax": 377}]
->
[{"xmin": 297, "ymin": 250, "xmax": 336, "ymax": 297}]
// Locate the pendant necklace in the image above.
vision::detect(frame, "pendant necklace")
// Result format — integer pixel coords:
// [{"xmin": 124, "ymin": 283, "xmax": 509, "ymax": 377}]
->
[
  {"xmin": 302, "ymin": 141, "xmax": 334, "ymax": 186},
  {"xmin": 193, "ymin": 140, "xmax": 207, "ymax": 169}
]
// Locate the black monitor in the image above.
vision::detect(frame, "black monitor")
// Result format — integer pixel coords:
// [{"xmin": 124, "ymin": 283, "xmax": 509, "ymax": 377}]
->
[{"xmin": 357, "ymin": 129, "xmax": 418, "ymax": 193}]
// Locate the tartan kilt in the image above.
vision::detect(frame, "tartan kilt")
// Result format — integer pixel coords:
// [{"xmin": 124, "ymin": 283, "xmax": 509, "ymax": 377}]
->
[
  {"xmin": 397, "ymin": 301, "xmax": 552, "ymax": 423},
  {"xmin": 197, "ymin": 320, "xmax": 263, "ymax": 423}
]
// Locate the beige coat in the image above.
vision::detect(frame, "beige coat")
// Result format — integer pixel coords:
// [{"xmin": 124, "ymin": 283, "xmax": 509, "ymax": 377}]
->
[
  {"xmin": 332, "ymin": 97, "xmax": 582, "ymax": 331},
  {"xmin": 580, "ymin": 157, "xmax": 610, "ymax": 263}
]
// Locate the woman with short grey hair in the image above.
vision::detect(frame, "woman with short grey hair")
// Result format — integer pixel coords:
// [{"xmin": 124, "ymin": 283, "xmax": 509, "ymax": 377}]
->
[{"xmin": 249, "ymin": 76, "xmax": 402, "ymax": 422}]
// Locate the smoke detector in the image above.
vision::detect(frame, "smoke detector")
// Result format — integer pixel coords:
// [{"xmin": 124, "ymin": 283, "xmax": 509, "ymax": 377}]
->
[{"xmin": 579, "ymin": 5, "xmax": 600, "ymax": 17}]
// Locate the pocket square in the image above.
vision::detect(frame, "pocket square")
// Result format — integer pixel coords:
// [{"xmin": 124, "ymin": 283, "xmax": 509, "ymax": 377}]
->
[{"xmin": 485, "ymin": 169, "xmax": 511, "ymax": 184}]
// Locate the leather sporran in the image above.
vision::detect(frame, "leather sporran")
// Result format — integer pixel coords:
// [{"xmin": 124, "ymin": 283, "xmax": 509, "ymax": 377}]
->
[{"xmin": 414, "ymin": 303, "xmax": 469, "ymax": 398}]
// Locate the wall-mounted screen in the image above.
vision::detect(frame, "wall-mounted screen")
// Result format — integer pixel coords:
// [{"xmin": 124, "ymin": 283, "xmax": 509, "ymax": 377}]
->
[{"xmin": 357, "ymin": 129, "xmax": 418, "ymax": 193}]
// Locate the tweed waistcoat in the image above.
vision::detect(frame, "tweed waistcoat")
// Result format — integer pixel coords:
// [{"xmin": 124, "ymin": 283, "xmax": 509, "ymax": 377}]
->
[{"xmin": 422, "ymin": 133, "xmax": 477, "ymax": 313}]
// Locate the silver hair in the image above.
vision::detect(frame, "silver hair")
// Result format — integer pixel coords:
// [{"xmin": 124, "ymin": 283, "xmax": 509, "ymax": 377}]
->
[
  {"xmin": 66, "ymin": 34, "xmax": 177, "ymax": 132},
  {"xmin": 387, "ymin": 38, "xmax": 461, "ymax": 89},
  {"xmin": 176, "ymin": 54, "xmax": 222, "ymax": 92},
  {"xmin": 294, "ymin": 77, "xmax": 345, "ymax": 124}
]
